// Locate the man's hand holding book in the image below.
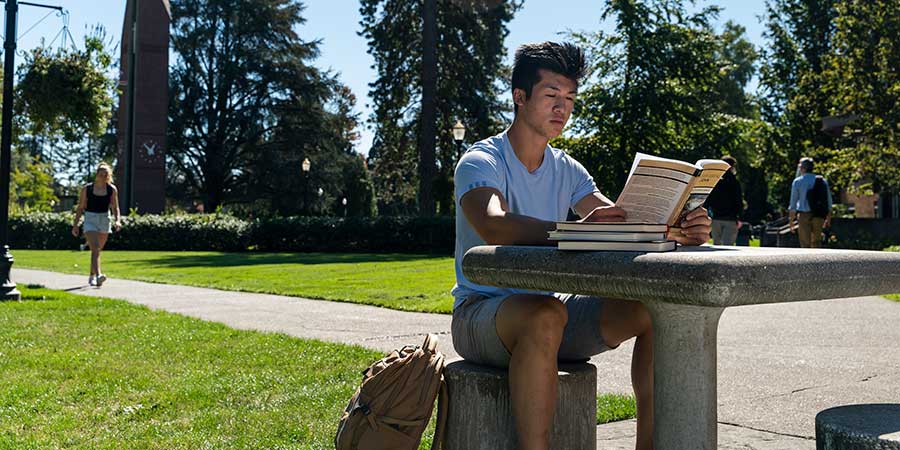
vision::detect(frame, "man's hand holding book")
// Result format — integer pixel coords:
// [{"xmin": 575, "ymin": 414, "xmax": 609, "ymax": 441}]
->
[{"xmin": 667, "ymin": 207, "xmax": 712, "ymax": 246}]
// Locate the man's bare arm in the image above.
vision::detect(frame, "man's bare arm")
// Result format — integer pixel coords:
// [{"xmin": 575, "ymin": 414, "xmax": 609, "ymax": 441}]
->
[
  {"xmin": 460, "ymin": 187, "xmax": 556, "ymax": 246},
  {"xmin": 573, "ymin": 192, "xmax": 627, "ymax": 222}
]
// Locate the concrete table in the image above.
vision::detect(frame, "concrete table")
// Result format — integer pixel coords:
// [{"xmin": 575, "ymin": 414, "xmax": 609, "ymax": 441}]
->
[{"xmin": 461, "ymin": 245, "xmax": 900, "ymax": 449}]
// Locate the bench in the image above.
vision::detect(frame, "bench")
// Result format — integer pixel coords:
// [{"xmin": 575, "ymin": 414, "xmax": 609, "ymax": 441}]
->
[
  {"xmin": 443, "ymin": 359, "xmax": 596, "ymax": 450},
  {"xmin": 462, "ymin": 245, "xmax": 900, "ymax": 448},
  {"xmin": 816, "ymin": 404, "xmax": 900, "ymax": 450}
]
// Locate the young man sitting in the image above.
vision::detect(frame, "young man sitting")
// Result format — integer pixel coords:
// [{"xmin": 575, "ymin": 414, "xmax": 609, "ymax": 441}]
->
[{"xmin": 451, "ymin": 41, "xmax": 712, "ymax": 450}]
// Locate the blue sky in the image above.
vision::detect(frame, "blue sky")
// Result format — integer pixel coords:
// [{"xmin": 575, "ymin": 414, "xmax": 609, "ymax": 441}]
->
[{"xmin": 11, "ymin": 0, "xmax": 769, "ymax": 155}]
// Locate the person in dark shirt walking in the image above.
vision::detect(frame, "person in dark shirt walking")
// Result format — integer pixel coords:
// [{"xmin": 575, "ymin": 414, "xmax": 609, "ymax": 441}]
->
[
  {"xmin": 704, "ymin": 155, "xmax": 743, "ymax": 245},
  {"xmin": 71, "ymin": 162, "xmax": 122, "ymax": 287}
]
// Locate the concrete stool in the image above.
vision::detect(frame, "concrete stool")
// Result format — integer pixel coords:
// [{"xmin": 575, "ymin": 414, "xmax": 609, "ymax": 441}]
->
[
  {"xmin": 816, "ymin": 404, "xmax": 900, "ymax": 450},
  {"xmin": 443, "ymin": 359, "xmax": 596, "ymax": 450}
]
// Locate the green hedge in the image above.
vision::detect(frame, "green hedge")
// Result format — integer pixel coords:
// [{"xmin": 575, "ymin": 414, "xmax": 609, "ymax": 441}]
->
[
  {"xmin": 825, "ymin": 218, "xmax": 900, "ymax": 250},
  {"xmin": 9, "ymin": 212, "xmax": 454, "ymax": 254},
  {"xmin": 250, "ymin": 216, "xmax": 454, "ymax": 253}
]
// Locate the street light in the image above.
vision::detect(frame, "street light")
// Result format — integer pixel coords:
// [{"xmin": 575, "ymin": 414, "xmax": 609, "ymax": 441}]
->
[
  {"xmin": 301, "ymin": 157, "xmax": 311, "ymax": 215},
  {"xmin": 452, "ymin": 120, "xmax": 466, "ymax": 161},
  {"xmin": 341, "ymin": 197, "xmax": 347, "ymax": 217}
]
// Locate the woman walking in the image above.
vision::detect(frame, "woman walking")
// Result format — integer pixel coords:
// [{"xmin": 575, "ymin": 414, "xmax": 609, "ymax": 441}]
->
[{"xmin": 71, "ymin": 162, "xmax": 121, "ymax": 287}]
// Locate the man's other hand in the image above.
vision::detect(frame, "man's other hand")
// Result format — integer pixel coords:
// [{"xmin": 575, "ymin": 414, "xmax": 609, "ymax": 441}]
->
[
  {"xmin": 669, "ymin": 207, "xmax": 711, "ymax": 246},
  {"xmin": 579, "ymin": 206, "xmax": 627, "ymax": 223}
]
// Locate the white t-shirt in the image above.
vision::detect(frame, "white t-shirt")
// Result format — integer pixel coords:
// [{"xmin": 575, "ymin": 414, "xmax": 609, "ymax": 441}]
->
[{"xmin": 451, "ymin": 130, "xmax": 599, "ymax": 309}]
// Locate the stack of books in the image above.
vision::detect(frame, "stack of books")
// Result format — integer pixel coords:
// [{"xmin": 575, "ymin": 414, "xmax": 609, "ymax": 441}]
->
[{"xmin": 549, "ymin": 222, "xmax": 676, "ymax": 252}]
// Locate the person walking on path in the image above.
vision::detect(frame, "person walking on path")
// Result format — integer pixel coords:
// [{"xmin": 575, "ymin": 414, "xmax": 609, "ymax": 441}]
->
[
  {"xmin": 788, "ymin": 157, "xmax": 832, "ymax": 248},
  {"xmin": 71, "ymin": 162, "xmax": 121, "ymax": 287},
  {"xmin": 704, "ymin": 155, "xmax": 743, "ymax": 245},
  {"xmin": 452, "ymin": 41, "xmax": 711, "ymax": 450}
]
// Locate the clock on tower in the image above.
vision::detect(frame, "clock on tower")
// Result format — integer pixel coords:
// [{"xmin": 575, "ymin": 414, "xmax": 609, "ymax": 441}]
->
[{"xmin": 139, "ymin": 139, "xmax": 163, "ymax": 165}]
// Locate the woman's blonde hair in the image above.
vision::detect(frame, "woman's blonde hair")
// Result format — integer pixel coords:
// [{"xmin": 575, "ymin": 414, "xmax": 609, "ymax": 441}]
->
[{"xmin": 96, "ymin": 162, "xmax": 114, "ymax": 183}]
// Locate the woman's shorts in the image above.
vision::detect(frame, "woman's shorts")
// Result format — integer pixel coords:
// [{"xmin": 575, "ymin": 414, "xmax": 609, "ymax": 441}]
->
[
  {"xmin": 451, "ymin": 293, "xmax": 614, "ymax": 368},
  {"xmin": 83, "ymin": 211, "xmax": 111, "ymax": 233}
]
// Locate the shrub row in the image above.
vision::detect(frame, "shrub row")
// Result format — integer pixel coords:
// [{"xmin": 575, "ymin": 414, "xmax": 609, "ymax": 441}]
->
[
  {"xmin": 9, "ymin": 212, "xmax": 454, "ymax": 254},
  {"xmin": 825, "ymin": 218, "xmax": 900, "ymax": 251}
]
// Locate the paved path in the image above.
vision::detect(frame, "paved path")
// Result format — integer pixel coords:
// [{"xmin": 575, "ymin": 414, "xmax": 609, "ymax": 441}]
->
[{"xmin": 14, "ymin": 268, "xmax": 900, "ymax": 449}]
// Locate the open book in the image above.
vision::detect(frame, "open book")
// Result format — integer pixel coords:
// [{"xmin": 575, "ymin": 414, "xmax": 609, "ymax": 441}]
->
[{"xmin": 614, "ymin": 153, "xmax": 730, "ymax": 226}]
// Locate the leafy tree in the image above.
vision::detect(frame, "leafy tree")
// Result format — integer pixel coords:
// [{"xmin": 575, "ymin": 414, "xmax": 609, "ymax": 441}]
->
[
  {"xmin": 565, "ymin": 1, "xmax": 773, "ymax": 221},
  {"xmin": 715, "ymin": 21, "xmax": 759, "ymax": 118},
  {"xmin": 168, "ymin": 0, "xmax": 361, "ymax": 212},
  {"xmin": 359, "ymin": 0, "xmax": 518, "ymax": 215},
  {"xmin": 758, "ymin": 0, "xmax": 837, "ymax": 207},
  {"xmin": 816, "ymin": 0, "xmax": 900, "ymax": 196},
  {"xmin": 10, "ymin": 156, "xmax": 58, "ymax": 213},
  {"xmin": 571, "ymin": 1, "xmax": 732, "ymax": 188}
]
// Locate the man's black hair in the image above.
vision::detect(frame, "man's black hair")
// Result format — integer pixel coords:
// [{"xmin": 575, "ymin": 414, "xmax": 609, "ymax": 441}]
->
[
  {"xmin": 799, "ymin": 157, "xmax": 814, "ymax": 172},
  {"xmin": 511, "ymin": 42, "xmax": 587, "ymax": 113}
]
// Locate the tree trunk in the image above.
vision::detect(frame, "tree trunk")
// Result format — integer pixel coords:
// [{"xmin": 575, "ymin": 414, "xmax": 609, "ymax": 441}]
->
[{"xmin": 417, "ymin": 0, "xmax": 438, "ymax": 217}]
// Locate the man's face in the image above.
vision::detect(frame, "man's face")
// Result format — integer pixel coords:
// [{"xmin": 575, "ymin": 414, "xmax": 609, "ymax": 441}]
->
[{"xmin": 514, "ymin": 69, "xmax": 577, "ymax": 139}]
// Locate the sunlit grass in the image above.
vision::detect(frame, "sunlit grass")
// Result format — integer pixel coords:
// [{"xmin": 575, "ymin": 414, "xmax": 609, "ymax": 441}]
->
[
  {"xmin": 15, "ymin": 250, "xmax": 456, "ymax": 313},
  {"xmin": 0, "ymin": 286, "xmax": 384, "ymax": 449}
]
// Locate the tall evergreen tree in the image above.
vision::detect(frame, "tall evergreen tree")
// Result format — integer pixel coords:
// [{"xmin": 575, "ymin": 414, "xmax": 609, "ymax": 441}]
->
[
  {"xmin": 168, "ymin": 0, "xmax": 361, "ymax": 212},
  {"xmin": 359, "ymin": 0, "xmax": 518, "ymax": 215}
]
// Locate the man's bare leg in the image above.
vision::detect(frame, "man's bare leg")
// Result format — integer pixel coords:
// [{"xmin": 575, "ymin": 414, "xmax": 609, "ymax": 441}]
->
[
  {"xmin": 496, "ymin": 294, "xmax": 567, "ymax": 450},
  {"xmin": 599, "ymin": 298, "xmax": 654, "ymax": 450}
]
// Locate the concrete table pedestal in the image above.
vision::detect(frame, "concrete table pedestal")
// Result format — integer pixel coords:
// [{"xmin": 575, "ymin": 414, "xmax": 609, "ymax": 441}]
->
[
  {"xmin": 647, "ymin": 302, "xmax": 724, "ymax": 448},
  {"xmin": 462, "ymin": 245, "xmax": 900, "ymax": 449},
  {"xmin": 444, "ymin": 360, "xmax": 596, "ymax": 450}
]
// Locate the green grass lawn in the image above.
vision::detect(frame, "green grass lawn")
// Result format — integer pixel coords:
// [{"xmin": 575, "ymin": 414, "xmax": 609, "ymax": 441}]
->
[
  {"xmin": 1, "ymin": 287, "xmax": 635, "ymax": 449},
  {"xmin": 0, "ymin": 286, "xmax": 384, "ymax": 449},
  {"xmin": 596, "ymin": 393, "xmax": 637, "ymax": 424},
  {"xmin": 14, "ymin": 250, "xmax": 456, "ymax": 313}
]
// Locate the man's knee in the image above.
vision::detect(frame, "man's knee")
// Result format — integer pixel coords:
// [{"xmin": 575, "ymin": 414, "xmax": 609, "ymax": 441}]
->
[
  {"xmin": 526, "ymin": 299, "xmax": 568, "ymax": 335},
  {"xmin": 600, "ymin": 299, "xmax": 652, "ymax": 348},
  {"xmin": 498, "ymin": 295, "xmax": 567, "ymax": 353}
]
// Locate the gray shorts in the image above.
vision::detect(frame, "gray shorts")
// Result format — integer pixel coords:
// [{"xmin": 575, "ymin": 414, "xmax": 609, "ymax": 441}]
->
[
  {"xmin": 83, "ymin": 211, "xmax": 111, "ymax": 233},
  {"xmin": 451, "ymin": 293, "xmax": 614, "ymax": 368}
]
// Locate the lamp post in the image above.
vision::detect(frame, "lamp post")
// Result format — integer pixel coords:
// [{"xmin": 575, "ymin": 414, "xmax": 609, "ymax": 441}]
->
[
  {"xmin": 452, "ymin": 120, "xmax": 466, "ymax": 161},
  {"xmin": 341, "ymin": 197, "xmax": 347, "ymax": 217},
  {"xmin": 1, "ymin": 0, "xmax": 22, "ymax": 300},
  {"xmin": 301, "ymin": 157, "xmax": 311, "ymax": 215}
]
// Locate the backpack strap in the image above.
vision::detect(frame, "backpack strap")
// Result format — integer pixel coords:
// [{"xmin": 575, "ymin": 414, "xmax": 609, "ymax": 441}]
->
[
  {"xmin": 379, "ymin": 416, "xmax": 426, "ymax": 427},
  {"xmin": 423, "ymin": 333, "xmax": 438, "ymax": 353},
  {"xmin": 430, "ymin": 377, "xmax": 448, "ymax": 450}
]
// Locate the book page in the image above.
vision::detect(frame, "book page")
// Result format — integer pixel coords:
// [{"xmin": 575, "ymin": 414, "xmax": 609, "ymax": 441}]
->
[
  {"xmin": 615, "ymin": 153, "xmax": 699, "ymax": 224},
  {"xmin": 672, "ymin": 159, "xmax": 730, "ymax": 227}
]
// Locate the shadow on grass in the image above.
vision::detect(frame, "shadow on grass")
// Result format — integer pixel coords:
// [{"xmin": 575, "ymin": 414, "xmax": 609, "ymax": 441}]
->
[{"xmin": 133, "ymin": 252, "xmax": 450, "ymax": 269}]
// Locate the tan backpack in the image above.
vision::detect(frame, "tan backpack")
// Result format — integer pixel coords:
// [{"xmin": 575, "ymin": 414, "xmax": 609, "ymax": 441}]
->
[{"xmin": 335, "ymin": 333, "xmax": 448, "ymax": 450}]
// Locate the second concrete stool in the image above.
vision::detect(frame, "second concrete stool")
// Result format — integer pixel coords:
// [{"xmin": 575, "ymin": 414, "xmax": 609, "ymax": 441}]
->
[
  {"xmin": 443, "ymin": 359, "xmax": 597, "ymax": 450},
  {"xmin": 816, "ymin": 404, "xmax": 900, "ymax": 450}
]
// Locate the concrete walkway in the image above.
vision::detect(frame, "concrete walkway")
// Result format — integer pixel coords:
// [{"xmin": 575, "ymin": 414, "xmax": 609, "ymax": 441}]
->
[{"xmin": 14, "ymin": 268, "xmax": 900, "ymax": 449}]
